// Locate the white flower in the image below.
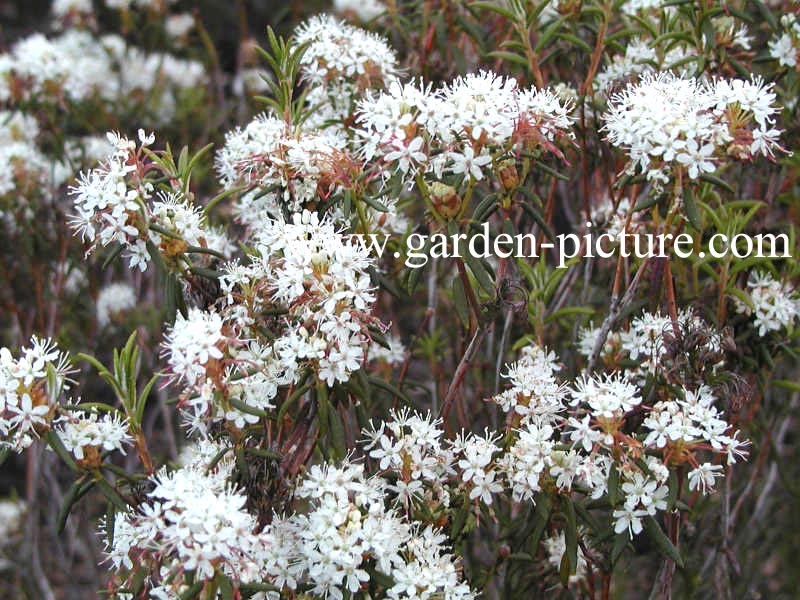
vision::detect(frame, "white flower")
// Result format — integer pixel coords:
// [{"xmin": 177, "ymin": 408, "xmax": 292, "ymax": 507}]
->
[
  {"xmin": 333, "ymin": 0, "xmax": 386, "ymax": 21},
  {"xmin": 570, "ymin": 373, "xmax": 641, "ymax": 419},
  {"xmin": 55, "ymin": 410, "xmax": 131, "ymax": 460},
  {"xmin": 469, "ymin": 470, "xmax": 503, "ymax": 504},
  {"xmin": 688, "ymin": 463, "xmax": 723, "ymax": 493},
  {"xmin": 613, "ymin": 505, "xmax": 648, "ymax": 538},
  {"xmin": 96, "ymin": 282, "xmax": 136, "ymax": 327},
  {"xmin": 543, "ymin": 531, "xmax": 587, "ymax": 583},
  {"xmin": 162, "ymin": 308, "xmax": 226, "ymax": 385},
  {"xmin": 105, "ymin": 465, "xmax": 264, "ymax": 590},
  {"xmin": 0, "ymin": 337, "xmax": 71, "ymax": 452},
  {"xmin": 0, "ymin": 499, "xmax": 26, "ymax": 540},
  {"xmin": 733, "ymin": 271, "xmax": 800, "ymax": 336},
  {"xmin": 384, "ymin": 136, "xmax": 428, "ymax": 174},
  {"xmin": 165, "ymin": 13, "xmax": 195, "ymax": 39},
  {"xmin": 448, "ymin": 146, "xmax": 492, "ymax": 181},
  {"xmin": 603, "ymin": 72, "xmax": 783, "ymax": 182}
]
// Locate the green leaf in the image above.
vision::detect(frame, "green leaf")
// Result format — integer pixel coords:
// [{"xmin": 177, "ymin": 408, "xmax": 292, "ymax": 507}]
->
[
  {"xmin": 684, "ymin": 185, "xmax": 702, "ymax": 230},
  {"xmin": 183, "ymin": 143, "xmax": 214, "ymax": 180},
  {"xmin": 634, "ymin": 193, "xmax": 660, "ymax": 212},
  {"xmin": 643, "ymin": 515, "xmax": 684, "ymax": 568},
  {"xmin": 562, "ymin": 498, "xmax": 579, "ymax": 582},
  {"xmin": 452, "ymin": 276, "xmax": 471, "ymax": 329},
  {"xmin": 45, "ymin": 430, "xmax": 80, "ymax": 473},
  {"xmin": 328, "ymin": 402, "xmax": 346, "ymax": 461},
  {"xmin": 95, "ymin": 478, "xmax": 129, "ymax": 512},
  {"xmin": 136, "ymin": 374, "xmax": 159, "ymax": 427},
  {"xmin": 487, "ymin": 50, "xmax": 530, "ymax": 68},
  {"xmin": 520, "ymin": 199, "xmax": 556, "ymax": 242},
  {"xmin": 545, "ymin": 306, "xmax": 594, "ymax": 324},
  {"xmin": 557, "ymin": 32, "xmax": 593, "ymax": 53},
  {"xmin": 368, "ymin": 376, "xmax": 412, "ymax": 406},
  {"xmin": 559, "ymin": 551, "xmax": 572, "ymax": 587},
  {"xmin": 608, "ymin": 464, "xmax": 620, "ymax": 506},
  {"xmin": 278, "ymin": 379, "xmax": 313, "ymax": 423},
  {"xmin": 774, "ymin": 379, "xmax": 800, "ymax": 394},
  {"xmin": 534, "ymin": 16, "xmax": 568, "ymax": 54},
  {"xmin": 228, "ymin": 397, "xmax": 272, "ymax": 419},
  {"xmin": 217, "ymin": 574, "xmax": 235, "ymax": 600},
  {"xmin": 699, "ymin": 174, "xmax": 734, "ymax": 194},
  {"xmin": 470, "ymin": 1, "xmax": 516, "ymax": 20},
  {"xmin": 472, "ymin": 193, "xmax": 499, "ymax": 223},
  {"xmin": 667, "ymin": 468, "xmax": 679, "ymax": 511},
  {"xmin": 203, "ymin": 185, "xmax": 247, "ymax": 216},
  {"xmin": 101, "ymin": 243, "xmax": 125, "ymax": 269},
  {"xmin": 57, "ymin": 476, "xmax": 93, "ymax": 533},
  {"xmin": 611, "ymin": 532, "xmax": 629, "ymax": 565},
  {"xmin": 463, "ymin": 254, "xmax": 495, "ymax": 296},
  {"xmin": 528, "ymin": 494, "xmax": 551, "ymax": 554}
]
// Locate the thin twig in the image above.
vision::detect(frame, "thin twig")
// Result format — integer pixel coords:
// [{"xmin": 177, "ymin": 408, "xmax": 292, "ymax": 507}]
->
[
  {"xmin": 587, "ymin": 259, "xmax": 648, "ymax": 371},
  {"xmin": 439, "ymin": 325, "xmax": 488, "ymax": 421}
]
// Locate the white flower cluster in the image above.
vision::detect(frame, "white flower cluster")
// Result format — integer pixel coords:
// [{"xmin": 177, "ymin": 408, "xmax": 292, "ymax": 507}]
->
[
  {"xmin": 484, "ymin": 342, "xmax": 746, "ymax": 537},
  {"xmin": 0, "ymin": 498, "xmax": 26, "ymax": 543},
  {"xmin": 216, "ymin": 113, "xmax": 352, "ymax": 218},
  {"xmin": 595, "ymin": 39, "xmax": 657, "ymax": 92},
  {"xmin": 594, "ymin": 38, "xmax": 701, "ymax": 92},
  {"xmin": 259, "ymin": 460, "xmax": 475, "ymax": 600},
  {"xmin": 643, "ymin": 385, "xmax": 748, "ymax": 464},
  {"xmin": 492, "ymin": 344, "xmax": 566, "ymax": 422},
  {"xmin": 357, "ymin": 71, "xmax": 573, "ymax": 183},
  {"xmin": 221, "ymin": 211, "xmax": 378, "ymax": 386},
  {"xmin": 0, "ymin": 112, "xmax": 69, "ymax": 215},
  {"xmin": 70, "ymin": 131, "xmax": 229, "ymax": 271},
  {"xmin": 109, "ymin": 441, "xmax": 473, "ymax": 599},
  {"xmin": 769, "ymin": 14, "xmax": 800, "ymax": 68},
  {"xmin": 0, "ymin": 337, "xmax": 72, "ymax": 452},
  {"xmin": 162, "ymin": 308, "xmax": 227, "ymax": 387},
  {"xmin": 164, "ymin": 319, "xmax": 282, "ymax": 435},
  {"xmin": 734, "ymin": 271, "xmax": 800, "ymax": 336},
  {"xmin": 104, "ymin": 0, "xmax": 176, "ymax": 13},
  {"xmin": 543, "ymin": 531, "xmax": 588, "ymax": 583},
  {"xmin": 54, "ymin": 410, "xmax": 131, "ymax": 461},
  {"xmin": 51, "ymin": 0, "xmax": 94, "ymax": 21},
  {"xmin": 106, "ymin": 464, "xmax": 264, "ymax": 598},
  {"xmin": 69, "ymin": 131, "xmax": 153, "ymax": 270},
  {"xmin": 366, "ymin": 333, "xmax": 406, "ymax": 365},
  {"xmin": 603, "ymin": 72, "xmax": 783, "ymax": 184},
  {"xmin": 294, "ymin": 14, "xmax": 399, "ymax": 127},
  {"xmin": 363, "ymin": 408, "xmax": 456, "ymax": 507},
  {"xmin": 160, "ymin": 211, "xmax": 381, "ymax": 432},
  {"xmin": 332, "ymin": 0, "xmax": 386, "ymax": 21},
  {"xmin": 96, "ymin": 282, "xmax": 137, "ymax": 327},
  {"xmin": 579, "ymin": 309, "xmax": 724, "ymax": 377},
  {"xmin": 0, "ymin": 30, "xmax": 205, "ymax": 125},
  {"xmin": 216, "ymin": 111, "xmax": 410, "ymax": 235}
]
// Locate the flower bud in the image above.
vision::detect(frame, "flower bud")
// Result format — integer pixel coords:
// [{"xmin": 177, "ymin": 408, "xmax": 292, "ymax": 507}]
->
[
  {"xmin": 497, "ymin": 159, "xmax": 519, "ymax": 191},
  {"xmin": 429, "ymin": 181, "xmax": 461, "ymax": 220}
]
